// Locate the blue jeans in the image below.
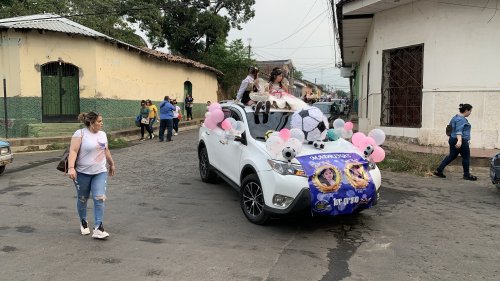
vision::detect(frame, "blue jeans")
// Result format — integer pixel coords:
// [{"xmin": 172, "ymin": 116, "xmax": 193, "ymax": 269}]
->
[
  {"xmin": 159, "ymin": 119, "xmax": 173, "ymax": 141},
  {"xmin": 149, "ymin": 118, "xmax": 156, "ymax": 132},
  {"xmin": 73, "ymin": 172, "xmax": 108, "ymax": 228},
  {"xmin": 437, "ymin": 137, "xmax": 471, "ymax": 176}
]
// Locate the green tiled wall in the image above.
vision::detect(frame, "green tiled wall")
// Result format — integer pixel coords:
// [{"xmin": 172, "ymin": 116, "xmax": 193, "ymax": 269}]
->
[{"xmin": 0, "ymin": 97, "xmax": 206, "ymax": 138}]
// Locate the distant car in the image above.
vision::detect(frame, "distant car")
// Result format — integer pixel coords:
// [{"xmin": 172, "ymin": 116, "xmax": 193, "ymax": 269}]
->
[
  {"xmin": 330, "ymin": 99, "xmax": 349, "ymax": 115},
  {"xmin": 0, "ymin": 140, "xmax": 13, "ymax": 175},
  {"xmin": 313, "ymin": 102, "xmax": 340, "ymax": 124},
  {"xmin": 198, "ymin": 101, "xmax": 381, "ymax": 225}
]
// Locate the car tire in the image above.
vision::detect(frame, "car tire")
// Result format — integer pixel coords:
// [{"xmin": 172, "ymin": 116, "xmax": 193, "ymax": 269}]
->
[
  {"xmin": 240, "ymin": 174, "xmax": 269, "ymax": 225},
  {"xmin": 199, "ymin": 146, "xmax": 217, "ymax": 183},
  {"xmin": 0, "ymin": 165, "xmax": 4, "ymax": 175}
]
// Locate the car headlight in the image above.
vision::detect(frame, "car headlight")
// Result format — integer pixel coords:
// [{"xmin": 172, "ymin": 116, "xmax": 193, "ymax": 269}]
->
[
  {"xmin": 267, "ymin": 159, "xmax": 307, "ymax": 177},
  {"xmin": 0, "ymin": 147, "xmax": 9, "ymax": 155}
]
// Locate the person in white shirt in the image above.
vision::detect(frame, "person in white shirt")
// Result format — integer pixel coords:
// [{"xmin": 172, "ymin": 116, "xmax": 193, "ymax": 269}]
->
[
  {"xmin": 172, "ymin": 99, "xmax": 182, "ymax": 136},
  {"xmin": 236, "ymin": 66, "xmax": 260, "ymax": 106},
  {"xmin": 68, "ymin": 112, "xmax": 115, "ymax": 239}
]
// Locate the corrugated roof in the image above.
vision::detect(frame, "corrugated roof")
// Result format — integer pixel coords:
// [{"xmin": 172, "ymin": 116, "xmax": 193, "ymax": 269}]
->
[{"xmin": 0, "ymin": 14, "xmax": 222, "ymax": 75}]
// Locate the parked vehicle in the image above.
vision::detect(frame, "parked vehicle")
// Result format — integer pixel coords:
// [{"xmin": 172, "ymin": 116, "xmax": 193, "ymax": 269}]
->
[
  {"xmin": 490, "ymin": 153, "xmax": 500, "ymax": 189},
  {"xmin": 0, "ymin": 140, "xmax": 13, "ymax": 175},
  {"xmin": 198, "ymin": 101, "xmax": 381, "ymax": 224},
  {"xmin": 331, "ymin": 98, "xmax": 349, "ymax": 115},
  {"xmin": 313, "ymin": 101, "xmax": 340, "ymax": 125}
]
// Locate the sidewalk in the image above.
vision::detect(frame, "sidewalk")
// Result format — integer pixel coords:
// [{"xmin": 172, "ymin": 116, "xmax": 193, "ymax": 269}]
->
[{"xmin": 6, "ymin": 118, "xmax": 204, "ymax": 153}]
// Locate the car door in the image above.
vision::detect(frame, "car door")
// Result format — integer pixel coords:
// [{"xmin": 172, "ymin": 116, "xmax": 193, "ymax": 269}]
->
[{"xmin": 209, "ymin": 107, "xmax": 245, "ymax": 185}]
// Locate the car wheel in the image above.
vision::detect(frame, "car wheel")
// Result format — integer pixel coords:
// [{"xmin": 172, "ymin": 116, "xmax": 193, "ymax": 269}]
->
[
  {"xmin": 240, "ymin": 174, "xmax": 269, "ymax": 225},
  {"xmin": 199, "ymin": 146, "xmax": 217, "ymax": 183}
]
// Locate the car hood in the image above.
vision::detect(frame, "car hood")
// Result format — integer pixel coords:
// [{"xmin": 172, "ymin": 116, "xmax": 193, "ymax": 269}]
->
[
  {"xmin": 254, "ymin": 138, "xmax": 363, "ymax": 165},
  {"xmin": 0, "ymin": 140, "xmax": 10, "ymax": 147}
]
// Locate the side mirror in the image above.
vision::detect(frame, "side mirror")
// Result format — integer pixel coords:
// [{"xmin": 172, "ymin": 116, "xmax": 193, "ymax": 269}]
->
[{"xmin": 234, "ymin": 131, "xmax": 247, "ymax": 145}]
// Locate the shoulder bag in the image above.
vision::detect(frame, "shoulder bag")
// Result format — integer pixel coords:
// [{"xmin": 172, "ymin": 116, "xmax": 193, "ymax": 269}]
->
[{"xmin": 57, "ymin": 129, "xmax": 84, "ymax": 173}]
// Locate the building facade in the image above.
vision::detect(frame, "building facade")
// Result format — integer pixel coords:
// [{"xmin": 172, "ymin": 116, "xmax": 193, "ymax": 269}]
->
[
  {"xmin": 336, "ymin": 0, "xmax": 500, "ymax": 149},
  {"xmin": 0, "ymin": 14, "xmax": 221, "ymax": 138}
]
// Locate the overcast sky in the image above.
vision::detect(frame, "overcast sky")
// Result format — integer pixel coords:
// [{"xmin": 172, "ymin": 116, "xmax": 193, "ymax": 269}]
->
[{"xmin": 227, "ymin": 0, "xmax": 349, "ymax": 90}]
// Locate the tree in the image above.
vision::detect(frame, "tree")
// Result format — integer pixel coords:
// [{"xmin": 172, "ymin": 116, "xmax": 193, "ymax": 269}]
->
[
  {"xmin": 0, "ymin": 0, "xmax": 147, "ymax": 47},
  {"xmin": 126, "ymin": 0, "xmax": 256, "ymax": 60},
  {"xmin": 293, "ymin": 68, "xmax": 303, "ymax": 80},
  {"xmin": 200, "ymin": 39, "xmax": 254, "ymax": 99},
  {"xmin": 336, "ymin": 89, "xmax": 349, "ymax": 99}
]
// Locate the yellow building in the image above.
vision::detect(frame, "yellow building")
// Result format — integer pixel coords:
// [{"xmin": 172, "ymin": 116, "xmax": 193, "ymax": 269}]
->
[{"xmin": 0, "ymin": 14, "xmax": 222, "ymax": 138}]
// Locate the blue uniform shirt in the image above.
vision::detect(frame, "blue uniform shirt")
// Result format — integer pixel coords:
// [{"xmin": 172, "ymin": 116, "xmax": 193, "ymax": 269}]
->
[{"xmin": 450, "ymin": 114, "xmax": 471, "ymax": 141}]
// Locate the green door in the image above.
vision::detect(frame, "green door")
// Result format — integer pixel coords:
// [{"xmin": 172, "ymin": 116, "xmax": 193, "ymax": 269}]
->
[
  {"xmin": 41, "ymin": 62, "xmax": 80, "ymax": 122},
  {"xmin": 183, "ymin": 81, "xmax": 192, "ymax": 115}
]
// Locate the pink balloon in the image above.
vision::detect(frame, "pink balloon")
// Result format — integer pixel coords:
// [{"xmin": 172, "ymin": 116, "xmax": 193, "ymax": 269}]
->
[
  {"xmin": 208, "ymin": 102, "xmax": 222, "ymax": 113},
  {"xmin": 351, "ymin": 132, "xmax": 366, "ymax": 147},
  {"xmin": 221, "ymin": 119, "xmax": 232, "ymax": 131},
  {"xmin": 211, "ymin": 109, "xmax": 224, "ymax": 123},
  {"xmin": 370, "ymin": 146, "xmax": 386, "ymax": 163},
  {"xmin": 363, "ymin": 137, "xmax": 377, "ymax": 147},
  {"xmin": 204, "ymin": 118, "xmax": 217, "ymax": 130},
  {"xmin": 279, "ymin": 128, "xmax": 291, "ymax": 141},
  {"xmin": 344, "ymin": 121, "xmax": 354, "ymax": 131}
]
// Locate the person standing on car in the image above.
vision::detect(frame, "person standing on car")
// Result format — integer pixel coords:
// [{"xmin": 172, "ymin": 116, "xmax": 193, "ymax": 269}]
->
[
  {"xmin": 67, "ymin": 112, "xmax": 116, "ymax": 239},
  {"xmin": 158, "ymin": 96, "xmax": 175, "ymax": 142},
  {"xmin": 185, "ymin": 94, "xmax": 194, "ymax": 121},
  {"xmin": 434, "ymin": 103, "xmax": 477, "ymax": 181}
]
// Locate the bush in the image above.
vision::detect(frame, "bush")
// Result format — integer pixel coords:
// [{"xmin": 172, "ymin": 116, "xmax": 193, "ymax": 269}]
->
[
  {"xmin": 107, "ymin": 134, "xmax": 128, "ymax": 149},
  {"xmin": 377, "ymin": 148, "xmax": 443, "ymax": 176}
]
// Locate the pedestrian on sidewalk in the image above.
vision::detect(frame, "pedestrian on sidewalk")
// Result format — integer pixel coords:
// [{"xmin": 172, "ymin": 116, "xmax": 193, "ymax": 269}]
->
[
  {"xmin": 146, "ymin": 99, "xmax": 158, "ymax": 139},
  {"xmin": 172, "ymin": 99, "xmax": 181, "ymax": 136},
  {"xmin": 434, "ymin": 103, "xmax": 477, "ymax": 181},
  {"xmin": 185, "ymin": 94, "xmax": 194, "ymax": 121},
  {"xmin": 158, "ymin": 96, "xmax": 175, "ymax": 142},
  {"xmin": 67, "ymin": 112, "xmax": 116, "ymax": 239},
  {"xmin": 139, "ymin": 100, "xmax": 152, "ymax": 141}
]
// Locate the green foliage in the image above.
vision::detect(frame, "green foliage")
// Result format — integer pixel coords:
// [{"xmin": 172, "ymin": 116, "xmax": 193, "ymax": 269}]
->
[
  {"xmin": 46, "ymin": 143, "xmax": 68, "ymax": 150},
  {"xmin": 200, "ymin": 39, "xmax": 254, "ymax": 98},
  {"xmin": 0, "ymin": 0, "xmax": 147, "ymax": 47},
  {"xmin": 126, "ymin": 0, "xmax": 256, "ymax": 59},
  {"xmin": 293, "ymin": 68, "xmax": 303, "ymax": 80},
  {"xmin": 106, "ymin": 134, "xmax": 129, "ymax": 149},
  {"xmin": 377, "ymin": 148, "xmax": 443, "ymax": 176},
  {"xmin": 336, "ymin": 89, "xmax": 349, "ymax": 98}
]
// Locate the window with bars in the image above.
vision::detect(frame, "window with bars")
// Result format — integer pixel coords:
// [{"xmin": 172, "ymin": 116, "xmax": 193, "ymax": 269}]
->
[{"xmin": 380, "ymin": 44, "xmax": 423, "ymax": 127}]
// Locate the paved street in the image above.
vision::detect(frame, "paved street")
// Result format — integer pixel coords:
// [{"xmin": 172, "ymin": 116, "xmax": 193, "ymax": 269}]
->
[{"xmin": 0, "ymin": 129, "xmax": 499, "ymax": 281}]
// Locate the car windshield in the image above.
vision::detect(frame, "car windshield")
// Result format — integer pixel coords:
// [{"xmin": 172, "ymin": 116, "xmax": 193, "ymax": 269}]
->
[
  {"xmin": 314, "ymin": 103, "xmax": 331, "ymax": 114},
  {"xmin": 246, "ymin": 112, "xmax": 293, "ymax": 141}
]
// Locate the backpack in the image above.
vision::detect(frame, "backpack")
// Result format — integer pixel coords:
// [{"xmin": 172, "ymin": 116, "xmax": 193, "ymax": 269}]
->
[{"xmin": 445, "ymin": 124, "xmax": 452, "ymax": 136}]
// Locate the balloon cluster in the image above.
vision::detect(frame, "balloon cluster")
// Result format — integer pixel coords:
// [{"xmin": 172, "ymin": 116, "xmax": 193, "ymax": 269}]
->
[
  {"xmin": 351, "ymin": 129, "xmax": 386, "ymax": 163},
  {"xmin": 326, "ymin": 118, "xmax": 354, "ymax": 141},
  {"xmin": 265, "ymin": 128, "xmax": 305, "ymax": 162},
  {"xmin": 203, "ymin": 102, "xmax": 245, "ymax": 144}
]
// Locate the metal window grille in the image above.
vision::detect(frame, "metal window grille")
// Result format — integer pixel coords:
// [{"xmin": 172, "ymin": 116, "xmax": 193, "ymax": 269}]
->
[{"xmin": 380, "ymin": 44, "xmax": 423, "ymax": 127}]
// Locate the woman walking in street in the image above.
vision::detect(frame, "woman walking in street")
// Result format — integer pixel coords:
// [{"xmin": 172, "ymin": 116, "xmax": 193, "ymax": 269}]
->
[
  {"xmin": 146, "ymin": 99, "xmax": 158, "ymax": 139},
  {"xmin": 172, "ymin": 99, "xmax": 182, "ymax": 136},
  {"xmin": 67, "ymin": 112, "xmax": 116, "ymax": 239},
  {"xmin": 139, "ymin": 100, "xmax": 152, "ymax": 141},
  {"xmin": 434, "ymin": 103, "xmax": 477, "ymax": 181}
]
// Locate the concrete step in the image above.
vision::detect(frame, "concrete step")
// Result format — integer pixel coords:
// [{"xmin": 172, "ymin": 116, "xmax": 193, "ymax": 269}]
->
[{"xmin": 27, "ymin": 123, "xmax": 83, "ymax": 137}]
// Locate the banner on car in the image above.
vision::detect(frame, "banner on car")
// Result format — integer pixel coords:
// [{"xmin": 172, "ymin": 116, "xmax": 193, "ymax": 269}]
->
[{"xmin": 296, "ymin": 153, "xmax": 376, "ymax": 215}]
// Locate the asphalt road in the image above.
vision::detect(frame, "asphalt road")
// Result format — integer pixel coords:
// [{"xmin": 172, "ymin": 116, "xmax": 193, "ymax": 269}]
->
[{"xmin": 0, "ymin": 130, "xmax": 499, "ymax": 281}]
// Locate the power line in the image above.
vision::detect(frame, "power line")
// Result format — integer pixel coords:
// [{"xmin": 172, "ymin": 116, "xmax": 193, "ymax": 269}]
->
[
  {"xmin": 253, "ymin": 44, "xmax": 333, "ymax": 50},
  {"xmin": 285, "ymin": 13, "xmax": 328, "ymax": 58},
  {"xmin": 254, "ymin": 9, "xmax": 328, "ymax": 48}
]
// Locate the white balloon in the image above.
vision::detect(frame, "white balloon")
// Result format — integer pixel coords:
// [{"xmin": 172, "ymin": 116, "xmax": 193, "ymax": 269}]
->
[
  {"xmin": 266, "ymin": 136, "xmax": 285, "ymax": 157},
  {"xmin": 205, "ymin": 112, "xmax": 211, "ymax": 118},
  {"xmin": 341, "ymin": 128, "xmax": 353, "ymax": 139},
  {"xmin": 285, "ymin": 138, "xmax": 303, "ymax": 154},
  {"xmin": 333, "ymin": 118, "xmax": 345, "ymax": 129},
  {"xmin": 368, "ymin": 128, "xmax": 386, "ymax": 145},
  {"xmin": 290, "ymin": 128, "xmax": 305, "ymax": 143},
  {"xmin": 225, "ymin": 117, "xmax": 237, "ymax": 128},
  {"xmin": 231, "ymin": 121, "xmax": 245, "ymax": 135}
]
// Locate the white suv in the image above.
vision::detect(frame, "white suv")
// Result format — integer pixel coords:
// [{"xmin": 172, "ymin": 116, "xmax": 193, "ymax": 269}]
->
[{"xmin": 198, "ymin": 101, "xmax": 381, "ymax": 224}]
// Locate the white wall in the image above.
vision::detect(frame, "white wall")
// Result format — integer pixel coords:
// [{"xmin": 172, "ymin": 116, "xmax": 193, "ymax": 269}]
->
[{"xmin": 355, "ymin": 0, "xmax": 500, "ymax": 149}]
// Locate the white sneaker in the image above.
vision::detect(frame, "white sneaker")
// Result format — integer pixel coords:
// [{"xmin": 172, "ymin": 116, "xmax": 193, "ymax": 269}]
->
[
  {"xmin": 92, "ymin": 223, "xmax": 109, "ymax": 239},
  {"xmin": 174, "ymin": 132, "xmax": 178, "ymax": 136},
  {"xmin": 80, "ymin": 219, "xmax": 90, "ymax": 235}
]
